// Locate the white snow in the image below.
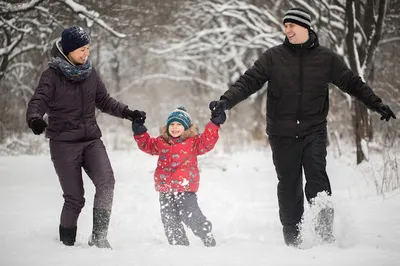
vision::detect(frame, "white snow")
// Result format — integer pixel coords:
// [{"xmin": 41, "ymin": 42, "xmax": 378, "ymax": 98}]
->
[{"xmin": 1, "ymin": 149, "xmax": 399, "ymax": 265}]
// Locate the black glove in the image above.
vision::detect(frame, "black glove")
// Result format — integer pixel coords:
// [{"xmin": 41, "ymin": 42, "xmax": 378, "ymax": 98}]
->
[
  {"xmin": 123, "ymin": 108, "xmax": 146, "ymax": 123},
  {"xmin": 29, "ymin": 118, "xmax": 48, "ymax": 135},
  {"xmin": 132, "ymin": 117, "xmax": 147, "ymax": 135},
  {"xmin": 211, "ymin": 111, "xmax": 226, "ymax": 125},
  {"xmin": 373, "ymin": 102, "xmax": 396, "ymax": 122},
  {"xmin": 209, "ymin": 100, "xmax": 229, "ymax": 116}
]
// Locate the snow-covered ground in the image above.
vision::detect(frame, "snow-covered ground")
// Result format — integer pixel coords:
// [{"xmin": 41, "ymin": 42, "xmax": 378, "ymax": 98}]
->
[{"xmin": 1, "ymin": 148, "xmax": 399, "ymax": 266}]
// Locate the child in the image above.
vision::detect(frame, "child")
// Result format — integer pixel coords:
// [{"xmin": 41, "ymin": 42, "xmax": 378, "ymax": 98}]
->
[{"xmin": 131, "ymin": 106, "xmax": 226, "ymax": 247}]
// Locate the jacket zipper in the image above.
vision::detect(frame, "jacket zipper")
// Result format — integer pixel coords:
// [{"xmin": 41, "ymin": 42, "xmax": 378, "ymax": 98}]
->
[
  {"xmin": 296, "ymin": 47, "xmax": 304, "ymax": 138},
  {"xmin": 80, "ymin": 85, "xmax": 86, "ymax": 139}
]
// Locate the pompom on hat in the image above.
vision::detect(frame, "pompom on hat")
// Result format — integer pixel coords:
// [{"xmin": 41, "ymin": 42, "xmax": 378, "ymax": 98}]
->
[{"xmin": 166, "ymin": 106, "xmax": 192, "ymax": 131}]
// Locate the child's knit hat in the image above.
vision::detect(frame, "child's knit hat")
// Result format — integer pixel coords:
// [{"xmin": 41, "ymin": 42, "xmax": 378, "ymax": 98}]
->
[{"xmin": 166, "ymin": 106, "xmax": 191, "ymax": 130}]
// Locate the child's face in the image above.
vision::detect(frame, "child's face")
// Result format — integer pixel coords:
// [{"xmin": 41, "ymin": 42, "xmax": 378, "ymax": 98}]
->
[{"xmin": 168, "ymin": 122, "xmax": 185, "ymax": 138}]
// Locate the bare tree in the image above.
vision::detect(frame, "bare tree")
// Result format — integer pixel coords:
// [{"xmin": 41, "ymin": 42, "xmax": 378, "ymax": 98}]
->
[
  {"xmin": 148, "ymin": 0, "xmax": 397, "ymax": 162},
  {"xmin": 295, "ymin": 0, "xmax": 389, "ymax": 163},
  {"xmin": 150, "ymin": 0, "xmax": 282, "ymax": 88},
  {"xmin": 0, "ymin": 0, "xmax": 126, "ymax": 142}
]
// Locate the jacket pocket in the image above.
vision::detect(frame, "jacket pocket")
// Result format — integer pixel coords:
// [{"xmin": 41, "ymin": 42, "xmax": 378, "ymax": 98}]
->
[
  {"xmin": 267, "ymin": 89, "xmax": 280, "ymax": 118},
  {"xmin": 302, "ymin": 91, "xmax": 328, "ymax": 118},
  {"xmin": 47, "ymin": 121, "xmax": 67, "ymax": 136}
]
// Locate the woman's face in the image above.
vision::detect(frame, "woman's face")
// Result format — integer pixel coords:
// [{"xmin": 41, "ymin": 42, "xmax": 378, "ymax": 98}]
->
[
  {"xmin": 67, "ymin": 45, "xmax": 90, "ymax": 65},
  {"xmin": 168, "ymin": 122, "xmax": 185, "ymax": 138}
]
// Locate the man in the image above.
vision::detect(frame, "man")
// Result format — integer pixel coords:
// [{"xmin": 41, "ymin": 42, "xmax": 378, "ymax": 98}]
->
[
  {"xmin": 209, "ymin": 8, "xmax": 396, "ymax": 247},
  {"xmin": 26, "ymin": 26, "xmax": 146, "ymax": 248}
]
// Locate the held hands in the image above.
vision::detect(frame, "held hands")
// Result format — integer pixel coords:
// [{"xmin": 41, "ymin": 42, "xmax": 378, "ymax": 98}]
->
[
  {"xmin": 209, "ymin": 100, "xmax": 229, "ymax": 115},
  {"xmin": 373, "ymin": 102, "xmax": 396, "ymax": 122},
  {"xmin": 29, "ymin": 118, "xmax": 48, "ymax": 135},
  {"xmin": 122, "ymin": 108, "xmax": 147, "ymax": 135},
  {"xmin": 123, "ymin": 108, "xmax": 146, "ymax": 123},
  {"xmin": 211, "ymin": 111, "xmax": 226, "ymax": 125},
  {"xmin": 131, "ymin": 117, "xmax": 147, "ymax": 135},
  {"xmin": 209, "ymin": 100, "xmax": 228, "ymax": 125}
]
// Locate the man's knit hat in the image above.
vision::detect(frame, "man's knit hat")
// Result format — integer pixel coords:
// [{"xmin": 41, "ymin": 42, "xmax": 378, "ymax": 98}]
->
[
  {"xmin": 283, "ymin": 7, "xmax": 311, "ymax": 29},
  {"xmin": 61, "ymin": 26, "xmax": 91, "ymax": 55},
  {"xmin": 167, "ymin": 106, "xmax": 191, "ymax": 131}
]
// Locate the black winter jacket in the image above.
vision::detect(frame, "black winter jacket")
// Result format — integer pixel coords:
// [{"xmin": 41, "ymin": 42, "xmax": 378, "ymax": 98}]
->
[
  {"xmin": 221, "ymin": 30, "xmax": 382, "ymax": 137},
  {"xmin": 26, "ymin": 41, "xmax": 128, "ymax": 142}
]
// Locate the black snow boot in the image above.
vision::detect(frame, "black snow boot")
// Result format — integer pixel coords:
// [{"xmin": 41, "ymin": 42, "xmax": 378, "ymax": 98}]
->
[
  {"xmin": 59, "ymin": 225, "xmax": 77, "ymax": 246},
  {"xmin": 315, "ymin": 208, "xmax": 335, "ymax": 243},
  {"xmin": 201, "ymin": 233, "xmax": 216, "ymax": 247},
  {"xmin": 88, "ymin": 208, "xmax": 112, "ymax": 249},
  {"xmin": 283, "ymin": 225, "xmax": 302, "ymax": 247}
]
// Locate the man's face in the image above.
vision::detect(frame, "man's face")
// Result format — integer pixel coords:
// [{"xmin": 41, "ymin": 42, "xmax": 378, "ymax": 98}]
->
[{"xmin": 284, "ymin": 22, "xmax": 309, "ymax": 44}]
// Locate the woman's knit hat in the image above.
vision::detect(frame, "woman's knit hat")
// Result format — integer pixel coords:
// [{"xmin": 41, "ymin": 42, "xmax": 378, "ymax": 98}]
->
[
  {"xmin": 61, "ymin": 26, "xmax": 91, "ymax": 55},
  {"xmin": 167, "ymin": 106, "xmax": 191, "ymax": 130},
  {"xmin": 283, "ymin": 7, "xmax": 311, "ymax": 29}
]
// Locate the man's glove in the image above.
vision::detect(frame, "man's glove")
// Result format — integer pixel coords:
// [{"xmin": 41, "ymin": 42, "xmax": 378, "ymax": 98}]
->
[
  {"xmin": 123, "ymin": 108, "xmax": 146, "ymax": 123},
  {"xmin": 29, "ymin": 118, "xmax": 48, "ymax": 135},
  {"xmin": 211, "ymin": 111, "xmax": 226, "ymax": 125},
  {"xmin": 132, "ymin": 117, "xmax": 147, "ymax": 135},
  {"xmin": 209, "ymin": 100, "xmax": 229, "ymax": 116},
  {"xmin": 373, "ymin": 102, "xmax": 396, "ymax": 122}
]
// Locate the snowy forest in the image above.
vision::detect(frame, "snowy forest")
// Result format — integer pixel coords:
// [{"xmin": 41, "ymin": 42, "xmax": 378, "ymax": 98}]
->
[
  {"xmin": 1, "ymin": 0, "xmax": 399, "ymax": 163},
  {"xmin": 1, "ymin": 1, "xmax": 400, "ymax": 265}
]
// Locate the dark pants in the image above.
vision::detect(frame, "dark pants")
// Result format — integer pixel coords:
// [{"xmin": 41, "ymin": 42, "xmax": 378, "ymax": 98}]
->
[
  {"xmin": 50, "ymin": 139, "xmax": 115, "ymax": 228},
  {"xmin": 269, "ymin": 130, "xmax": 332, "ymax": 231},
  {"xmin": 159, "ymin": 192, "xmax": 212, "ymax": 245}
]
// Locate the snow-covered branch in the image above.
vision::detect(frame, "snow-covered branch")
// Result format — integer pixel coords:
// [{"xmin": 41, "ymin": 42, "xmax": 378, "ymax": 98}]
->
[
  {"xmin": 0, "ymin": 0, "xmax": 128, "ymax": 85},
  {"xmin": 0, "ymin": 34, "xmax": 23, "ymax": 56},
  {"xmin": 0, "ymin": 0, "xmax": 46, "ymax": 15},
  {"xmin": 380, "ymin": 36, "xmax": 400, "ymax": 45},
  {"xmin": 150, "ymin": 0, "xmax": 283, "ymax": 91},
  {"xmin": 9, "ymin": 43, "xmax": 46, "ymax": 62},
  {"xmin": 0, "ymin": 17, "xmax": 30, "ymax": 33},
  {"xmin": 57, "ymin": 0, "xmax": 126, "ymax": 38}
]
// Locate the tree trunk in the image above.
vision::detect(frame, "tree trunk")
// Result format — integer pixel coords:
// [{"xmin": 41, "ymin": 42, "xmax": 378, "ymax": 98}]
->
[
  {"xmin": 353, "ymin": 100, "xmax": 370, "ymax": 163},
  {"xmin": 346, "ymin": 0, "xmax": 371, "ymax": 164}
]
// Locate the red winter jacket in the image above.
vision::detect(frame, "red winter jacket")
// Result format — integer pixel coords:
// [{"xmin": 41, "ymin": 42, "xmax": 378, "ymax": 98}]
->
[{"xmin": 134, "ymin": 122, "xmax": 219, "ymax": 193}]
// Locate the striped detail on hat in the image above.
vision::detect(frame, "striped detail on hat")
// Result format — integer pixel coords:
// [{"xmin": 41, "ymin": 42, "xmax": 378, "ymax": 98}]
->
[
  {"xmin": 283, "ymin": 8, "xmax": 311, "ymax": 29},
  {"xmin": 167, "ymin": 106, "xmax": 192, "ymax": 131}
]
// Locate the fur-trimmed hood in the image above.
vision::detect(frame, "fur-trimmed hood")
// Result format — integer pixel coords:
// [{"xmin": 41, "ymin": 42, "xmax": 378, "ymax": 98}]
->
[{"xmin": 160, "ymin": 124, "xmax": 198, "ymax": 143}]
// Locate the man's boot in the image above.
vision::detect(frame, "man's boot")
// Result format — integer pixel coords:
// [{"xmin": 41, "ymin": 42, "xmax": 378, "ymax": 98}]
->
[
  {"xmin": 59, "ymin": 225, "xmax": 77, "ymax": 246},
  {"xmin": 201, "ymin": 233, "xmax": 216, "ymax": 247},
  {"xmin": 283, "ymin": 225, "xmax": 302, "ymax": 247},
  {"xmin": 315, "ymin": 207, "xmax": 335, "ymax": 243},
  {"xmin": 88, "ymin": 208, "xmax": 112, "ymax": 249}
]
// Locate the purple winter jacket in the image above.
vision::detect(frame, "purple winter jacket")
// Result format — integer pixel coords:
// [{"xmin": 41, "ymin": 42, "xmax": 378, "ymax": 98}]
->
[{"xmin": 26, "ymin": 41, "xmax": 128, "ymax": 142}]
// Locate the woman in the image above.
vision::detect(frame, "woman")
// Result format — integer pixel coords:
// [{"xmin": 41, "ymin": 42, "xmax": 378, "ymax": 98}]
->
[{"xmin": 26, "ymin": 26, "xmax": 145, "ymax": 248}]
